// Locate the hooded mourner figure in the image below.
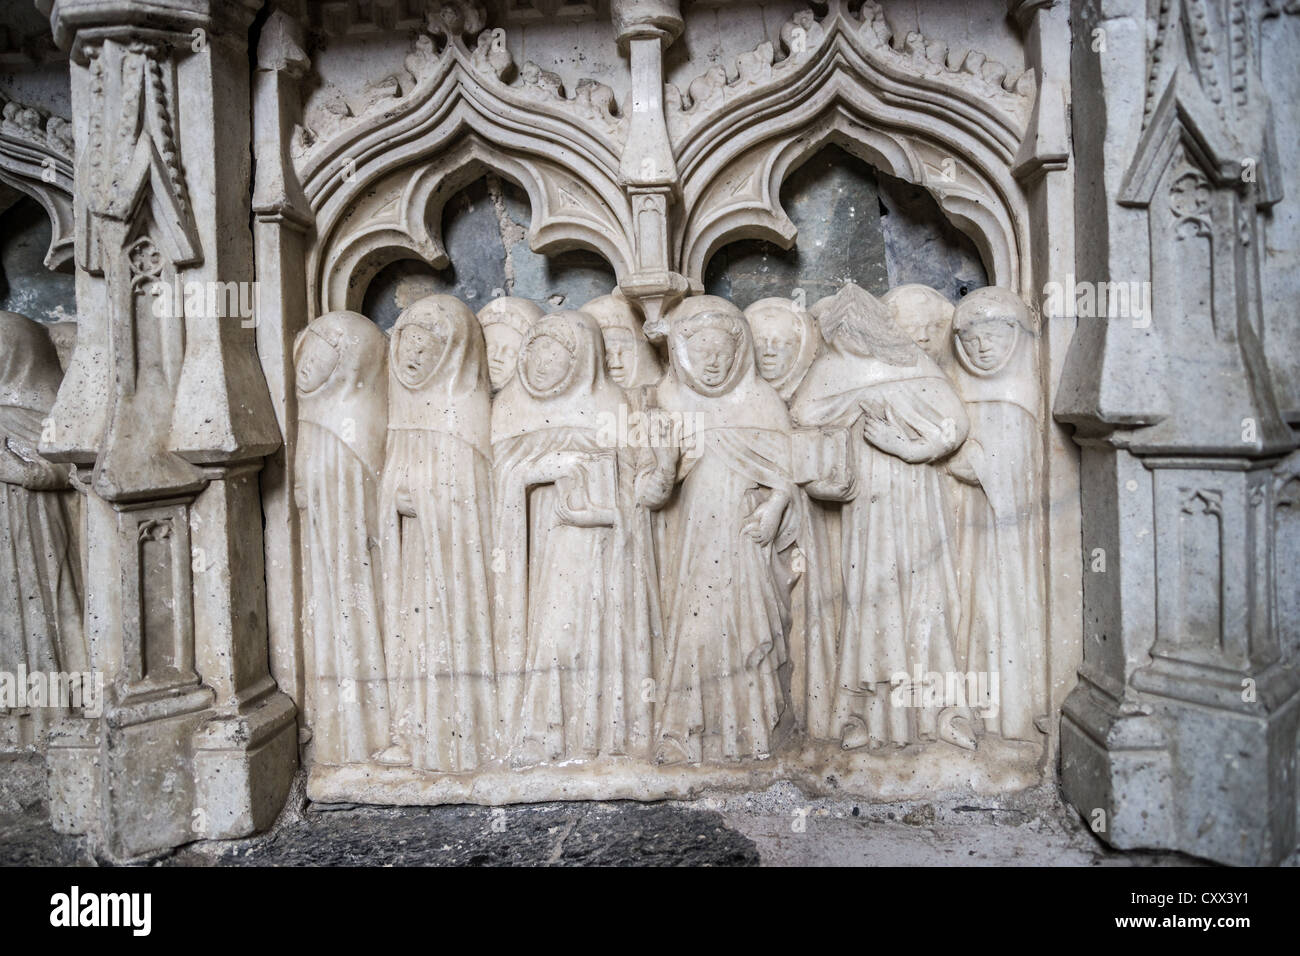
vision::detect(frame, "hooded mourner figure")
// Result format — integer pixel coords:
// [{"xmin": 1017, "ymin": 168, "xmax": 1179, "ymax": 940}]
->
[
  {"xmin": 477, "ymin": 296, "xmax": 544, "ymax": 395},
  {"xmin": 791, "ymin": 282, "xmax": 977, "ymax": 752},
  {"xmin": 491, "ymin": 309, "xmax": 656, "ymax": 765},
  {"xmin": 642, "ymin": 296, "xmax": 798, "ymax": 765},
  {"xmin": 581, "ymin": 293, "xmax": 664, "ymax": 391},
  {"xmin": 376, "ymin": 294, "xmax": 497, "ymax": 771},
  {"xmin": 743, "ymin": 296, "xmax": 838, "ymax": 737},
  {"xmin": 293, "ymin": 310, "xmax": 390, "ymax": 765},
  {"xmin": 946, "ymin": 287, "xmax": 1047, "ymax": 742},
  {"xmin": 882, "ymin": 284, "xmax": 958, "ymax": 375},
  {"xmin": 744, "ymin": 297, "xmax": 822, "ymax": 403},
  {"xmin": 0, "ymin": 312, "xmax": 85, "ymax": 742}
]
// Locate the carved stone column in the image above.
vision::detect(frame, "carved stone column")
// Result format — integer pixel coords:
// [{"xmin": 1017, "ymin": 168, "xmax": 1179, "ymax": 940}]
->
[
  {"xmin": 1008, "ymin": 0, "xmax": 1081, "ymax": 751},
  {"xmin": 37, "ymin": 0, "xmax": 297, "ymax": 859},
  {"xmin": 252, "ymin": 7, "xmax": 313, "ymax": 725},
  {"xmin": 1056, "ymin": 0, "xmax": 1299, "ymax": 865},
  {"xmin": 612, "ymin": 0, "xmax": 688, "ymax": 336}
]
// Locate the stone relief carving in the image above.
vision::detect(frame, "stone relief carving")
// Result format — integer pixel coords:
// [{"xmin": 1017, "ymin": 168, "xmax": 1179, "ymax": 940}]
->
[
  {"xmin": 294, "ymin": 311, "xmax": 390, "ymax": 765},
  {"xmin": 492, "ymin": 309, "xmax": 655, "ymax": 764},
  {"xmin": 946, "ymin": 288, "xmax": 1046, "ymax": 741},
  {"xmin": 477, "ymin": 296, "xmax": 544, "ymax": 394},
  {"xmin": 0, "ymin": 312, "xmax": 85, "ymax": 749},
  {"xmin": 791, "ymin": 283, "xmax": 975, "ymax": 751},
  {"xmin": 380, "ymin": 296, "xmax": 497, "ymax": 771},
  {"xmin": 666, "ymin": 1, "xmax": 1033, "ymax": 143},
  {"xmin": 293, "ymin": 280, "xmax": 1049, "ymax": 790},
  {"xmin": 647, "ymin": 296, "xmax": 796, "ymax": 764},
  {"xmin": 583, "ymin": 293, "xmax": 662, "ymax": 390},
  {"xmin": 0, "ymin": 92, "xmax": 75, "ymax": 270},
  {"xmin": 247, "ymin": 0, "xmax": 1069, "ymax": 812},
  {"xmin": 295, "ymin": 0, "xmax": 627, "ymax": 171}
]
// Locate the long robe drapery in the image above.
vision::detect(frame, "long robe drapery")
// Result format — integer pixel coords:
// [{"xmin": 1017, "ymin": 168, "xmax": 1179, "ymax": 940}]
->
[
  {"xmin": 0, "ymin": 313, "xmax": 85, "ymax": 742},
  {"xmin": 380, "ymin": 295, "xmax": 497, "ymax": 771},
  {"xmin": 792, "ymin": 287, "xmax": 970, "ymax": 747},
  {"xmin": 949, "ymin": 293, "xmax": 1047, "ymax": 741},
  {"xmin": 294, "ymin": 310, "xmax": 391, "ymax": 765},
  {"xmin": 743, "ymin": 298, "xmax": 838, "ymax": 739},
  {"xmin": 491, "ymin": 310, "xmax": 655, "ymax": 762},
  {"xmin": 653, "ymin": 298, "xmax": 797, "ymax": 762}
]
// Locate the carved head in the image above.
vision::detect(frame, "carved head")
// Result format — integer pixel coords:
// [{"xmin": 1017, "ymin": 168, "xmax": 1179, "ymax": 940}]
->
[
  {"xmin": 294, "ymin": 310, "xmax": 387, "ymax": 400},
  {"xmin": 477, "ymin": 296, "xmax": 545, "ymax": 393},
  {"xmin": 744, "ymin": 296, "xmax": 820, "ymax": 390},
  {"xmin": 517, "ymin": 310, "xmax": 607, "ymax": 401},
  {"xmin": 666, "ymin": 296, "xmax": 751, "ymax": 397},
  {"xmin": 882, "ymin": 284, "xmax": 956, "ymax": 363},
  {"xmin": 952, "ymin": 287, "xmax": 1031, "ymax": 376},
  {"xmin": 581, "ymin": 293, "xmax": 662, "ymax": 389},
  {"xmin": 394, "ymin": 316, "xmax": 450, "ymax": 387},
  {"xmin": 295, "ymin": 326, "xmax": 340, "ymax": 394},
  {"xmin": 522, "ymin": 326, "xmax": 575, "ymax": 394},
  {"xmin": 811, "ymin": 281, "xmax": 919, "ymax": 367}
]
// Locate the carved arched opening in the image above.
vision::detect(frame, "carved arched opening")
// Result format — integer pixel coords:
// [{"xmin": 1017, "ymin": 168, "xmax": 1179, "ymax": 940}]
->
[
  {"xmin": 702, "ymin": 143, "xmax": 988, "ymax": 306},
  {"xmin": 360, "ymin": 173, "xmax": 618, "ymax": 329}
]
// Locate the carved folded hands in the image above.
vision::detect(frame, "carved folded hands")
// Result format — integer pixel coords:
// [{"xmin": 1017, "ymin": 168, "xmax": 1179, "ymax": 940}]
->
[{"xmin": 860, "ymin": 401, "xmax": 953, "ymax": 464}]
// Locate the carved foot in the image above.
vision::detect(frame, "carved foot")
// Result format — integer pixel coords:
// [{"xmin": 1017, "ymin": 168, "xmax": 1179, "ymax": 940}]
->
[
  {"xmin": 654, "ymin": 736, "xmax": 690, "ymax": 766},
  {"xmin": 374, "ymin": 743, "xmax": 412, "ymax": 766},
  {"xmin": 510, "ymin": 738, "xmax": 549, "ymax": 769},
  {"xmin": 938, "ymin": 709, "xmax": 977, "ymax": 751},
  {"xmin": 839, "ymin": 720, "xmax": 883, "ymax": 752}
]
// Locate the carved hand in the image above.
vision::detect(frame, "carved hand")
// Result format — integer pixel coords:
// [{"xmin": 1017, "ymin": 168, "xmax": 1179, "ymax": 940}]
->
[
  {"xmin": 807, "ymin": 464, "xmax": 857, "ymax": 501},
  {"xmin": 742, "ymin": 494, "xmax": 786, "ymax": 547},
  {"xmin": 862, "ymin": 409, "xmax": 925, "ymax": 463},
  {"xmin": 0, "ymin": 442, "xmax": 30, "ymax": 486},
  {"xmin": 555, "ymin": 472, "xmax": 615, "ymax": 528},
  {"xmin": 946, "ymin": 441, "xmax": 984, "ymax": 485}
]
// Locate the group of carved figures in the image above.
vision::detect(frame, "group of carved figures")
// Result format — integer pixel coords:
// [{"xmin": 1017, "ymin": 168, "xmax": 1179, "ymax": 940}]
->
[{"xmin": 294, "ymin": 281, "xmax": 1048, "ymax": 771}]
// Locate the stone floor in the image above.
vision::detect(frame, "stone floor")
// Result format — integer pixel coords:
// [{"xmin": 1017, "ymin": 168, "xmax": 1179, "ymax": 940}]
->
[{"xmin": 6, "ymin": 752, "xmax": 1281, "ymax": 866}]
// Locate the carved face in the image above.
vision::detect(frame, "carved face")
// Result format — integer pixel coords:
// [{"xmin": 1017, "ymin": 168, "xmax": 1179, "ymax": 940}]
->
[
  {"xmin": 295, "ymin": 330, "xmax": 339, "ymax": 394},
  {"xmin": 753, "ymin": 326, "xmax": 800, "ymax": 382},
  {"xmin": 958, "ymin": 319, "xmax": 1017, "ymax": 371},
  {"xmin": 684, "ymin": 327, "xmax": 737, "ymax": 389},
  {"xmin": 395, "ymin": 323, "xmax": 446, "ymax": 386},
  {"xmin": 483, "ymin": 325, "xmax": 523, "ymax": 391},
  {"xmin": 602, "ymin": 328, "xmax": 636, "ymax": 387},
  {"xmin": 522, "ymin": 333, "xmax": 572, "ymax": 393}
]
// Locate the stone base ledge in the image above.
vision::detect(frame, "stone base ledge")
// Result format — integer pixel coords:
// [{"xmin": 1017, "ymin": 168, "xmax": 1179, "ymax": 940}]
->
[{"xmin": 307, "ymin": 737, "xmax": 1044, "ymax": 806}]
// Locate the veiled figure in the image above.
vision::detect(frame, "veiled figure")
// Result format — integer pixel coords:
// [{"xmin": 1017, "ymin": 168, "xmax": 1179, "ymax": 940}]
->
[
  {"xmin": 882, "ymin": 284, "xmax": 957, "ymax": 373},
  {"xmin": 378, "ymin": 295, "xmax": 497, "ymax": 771},
  {"xmin": 293, "ymin": 310, "xmax": 390, "ymax": 765},
  {"xmin": 744, "ymin": 297, "xmax": 822, "ymax": 402},
  {"xmin": 644, "ymin": 296, "xmax": 797, "ymax": 764},
  {"xmin": 791, "ymin": 283, "xmax": 974, "ymax": 751},
  {"xmin": 947, "ymin": 288, "xmax": 1047, "ymax": 741},
  {"xmin": 581, "ymin": 292, "xmax": 663, "ymax": 390},
  {"xmin": 0, "ymin": 312, "xmax": 85, "ymax": 744},
  {"xmin": 744, "ymin": 297, "xmax": 838, "ymax": 737},
  {"xmin": 477, "ymin": 296, "xmax": 544, "ymax": 394},
  {"xmin": 492, "ymin": 309, "xmax": 655, "ymax": 764},
  {"xmin": 885, "ymin": 284, "xmax": 963, "ymax": 536}
]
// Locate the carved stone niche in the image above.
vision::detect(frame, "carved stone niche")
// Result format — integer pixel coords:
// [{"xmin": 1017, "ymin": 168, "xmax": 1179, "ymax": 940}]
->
[{"xmin": 251, "ymin": 0, "xmax": 1081, "ymax": 809}]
